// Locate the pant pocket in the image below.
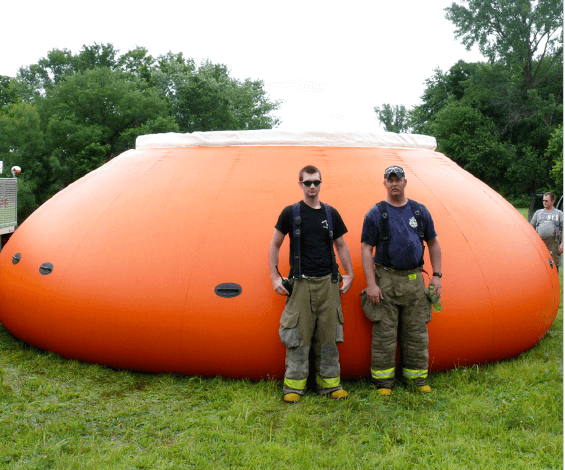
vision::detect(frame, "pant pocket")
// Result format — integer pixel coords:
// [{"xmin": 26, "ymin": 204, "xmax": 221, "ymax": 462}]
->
[
  {"xmin": 360, "ymin": 288, "xmax": 382, "ymax": 322},
  {"xmin": 421, "ymin": 289, "xmax": 433, "ymax": 323},
  {"xmin": 279, "ymin": 308, "xmax": 300, "ymax": 347},
  {"xmin": 336, "ymin": 306, "xmax": 344, "ymax": 343}
]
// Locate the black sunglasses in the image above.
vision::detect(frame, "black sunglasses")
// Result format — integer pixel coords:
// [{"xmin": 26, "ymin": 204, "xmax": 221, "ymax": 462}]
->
[{"xmin": 301, "ymin": 180, "xmax": 322, "ymax": 187}]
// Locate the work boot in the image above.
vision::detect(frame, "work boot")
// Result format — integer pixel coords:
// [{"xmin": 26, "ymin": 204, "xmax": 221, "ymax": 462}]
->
[
  {"xmin": 283, "ymin": 393, "xmax": 300, "ymax": 403},
  {"xmin": 329, "ymin": 389, "xmax": 348, "ymax": 399},
  {"xmin": 377, "ymin": 388, "xmax": 392, "ymax": 396},
  {"xmin": 419, "ymin": 385, "xmax": 431, "ymax": 393}
]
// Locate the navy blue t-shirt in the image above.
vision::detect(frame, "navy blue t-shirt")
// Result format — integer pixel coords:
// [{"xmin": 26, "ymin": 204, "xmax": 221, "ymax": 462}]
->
[
  {"xmin": 275, "ymin": 201, "xmax": 347, "ymax": 277},
  {"xmin": 361, "ymin": 200, "xmax": 437, "ymax": 270}
]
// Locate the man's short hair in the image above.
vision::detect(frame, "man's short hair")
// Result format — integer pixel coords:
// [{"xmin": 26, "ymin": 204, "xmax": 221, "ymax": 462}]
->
[
  {"xmin": 544, "ymin": 192, "xmax": 556, "ymax": 202},
  {"xmin": 299, "ymin": 165, "xmax": 321, "ymax": 181}
]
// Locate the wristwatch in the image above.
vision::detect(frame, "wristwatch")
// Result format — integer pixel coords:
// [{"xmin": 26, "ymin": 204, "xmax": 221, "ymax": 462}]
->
[{"xmin": 433, "ymin": 272, "xmax": 442, "ymax": 278}]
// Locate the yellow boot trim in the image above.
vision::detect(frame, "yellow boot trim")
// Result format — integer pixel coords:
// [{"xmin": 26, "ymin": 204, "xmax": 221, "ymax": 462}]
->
[
  {"xmin": 283, "ymin": 393, "xmax": 300, "ymax": 403},
  {"xmin": 330, "ymin": 389, "xmax": 349, "ymax": 399}
]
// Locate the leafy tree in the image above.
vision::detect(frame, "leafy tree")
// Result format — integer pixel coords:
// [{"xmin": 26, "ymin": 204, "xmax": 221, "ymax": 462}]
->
[
  {"xmin": 228, "ymin": 77, "xmax": 281, "ymax": 130},
  {"xmin": 157, "ymin": 59, "xmax": 280, "ymax": 133},
  {"xmin": 374, "ymin": 104, "xmax": 411, "ymax": 133},
  {"xmin": 0, "ymin": 102, "xmax": 46, "ymax": 218},
  {"xmin": 172, "ymin": 69, "xmax": 235, "ymax": 132},
  {"xmin": 154, "ymin": 52, "xmax": 196, "ymax": 80},
  {"xmin": 117, "ymin": 47, "xmax": 155, "ymax": 82},
  {"xmin": 17, "ymin": 43, "xmax": 119, "ymax": 96},
  {"xmin": 0, "ymin": 102, "xmax": 47, "ymax": 179},
  {"xmin": 41, "ymin": 67, "xmax": 176, "ymax": 189},
  {"xmin": 503, "ymin": 144, "xmax": 550, "ymax": 197},
  {"xmin": 408, "ymin": 1, "xmax": 563, "ymax": 201},
  {"xmin": 0, "ymin": 76, "xmax": 20, "ymax": 109},
  {"xmin": 445, "ymin": 0, "xmax": 563, "ymax": 90},
  {"xmin": 451, "ymin": 59, "xmax": 562, "ymax": 149},
  {"xmin": 3, "ymin": 43, "xmax": 282, "ymax": 222},
  {"xmin": 547, "ymin": 125, "xmax": 563, "ymax": 192},
  {"xmin": 116, "ymin": 116, "xmax": 179, "ymax": 152},
  {"xmin": 432, "ymin": 102, "xmax": 513, "ymax": 188},
  {"xmin": 17, "ymin": 48, "xmax": 76, "ymax": 95},
  {"xmin": 14, "ymin": 175, "xmax": 39, "ymax": 221},
  {"xmin": 75, "ymin": 43, "xmax": 119, "ymax": 72},
  {"xmin": 410, "ymin": 61, "xmax": 481, "ymax": 134}
]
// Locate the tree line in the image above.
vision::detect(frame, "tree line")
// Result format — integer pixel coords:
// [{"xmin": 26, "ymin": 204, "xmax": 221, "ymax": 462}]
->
[
  {"xmin": 0, "ymin": 44, "xmax": 281, "ymax": 220},
  {"xmin": 375, "ymin": 0, "xmax": 563, "ymax": 205}
]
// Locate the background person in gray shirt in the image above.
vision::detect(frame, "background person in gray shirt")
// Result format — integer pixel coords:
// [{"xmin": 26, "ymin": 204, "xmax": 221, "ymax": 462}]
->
[{"xmin": 531, "ymin": 192, "xmax": 563, "ymax": 271}]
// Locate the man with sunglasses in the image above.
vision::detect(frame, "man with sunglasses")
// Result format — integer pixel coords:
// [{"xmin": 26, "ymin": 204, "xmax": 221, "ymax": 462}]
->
[
  {"xmin": 530, "ymin": 192, "xmax": 563, "ymax": 272},
  {"xmin": 360, "ymin": 165, "xmax": 442, "ymax": 396},
  {"xmin": 269, "ymin": 165, "xmax": 354, "ymax": 403}
]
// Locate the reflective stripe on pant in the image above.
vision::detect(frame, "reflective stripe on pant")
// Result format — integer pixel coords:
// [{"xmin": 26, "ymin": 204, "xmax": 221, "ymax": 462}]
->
[
  {"xmin": 402, "ymin": 368, "xmax": 428, "ymax": 381},
  {"xmin": 371, "ymin": 367, "xmax": 395, "ymax": 381},
  {"xmin": 284, "ymin": 377, "xmax": 307, "ymax": 391},
  {"xmin": 279, "ymin": 274, "xmax": 344, "ymax": 395}
]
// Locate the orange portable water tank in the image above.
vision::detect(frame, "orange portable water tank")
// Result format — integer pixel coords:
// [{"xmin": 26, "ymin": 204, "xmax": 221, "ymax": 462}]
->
[{"xmin": 0, "ymin": 130, "xmax": 559, "ymax": 379}]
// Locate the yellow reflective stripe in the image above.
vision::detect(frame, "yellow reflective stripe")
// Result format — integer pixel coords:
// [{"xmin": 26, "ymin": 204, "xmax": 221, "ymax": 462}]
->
[
  {"xmin": 371, "ymin": 367, "xmax": 395, "ymax": 379},
  {"xmin": 402, "ymin": 368, "xmax": 428, "ymax": 379},
  {"xmin": 284, "ymin": 377, "xmax": 307, "ymax": 390},
  {"xmin": 316, "ymin": 375, "xmax": 340, "ymax": 389}
]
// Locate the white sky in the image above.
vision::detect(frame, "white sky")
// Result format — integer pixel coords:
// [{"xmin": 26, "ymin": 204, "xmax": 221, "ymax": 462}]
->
[{"xmin": 1, "ymin": 0, "xmax": 484, "ymax": 132}]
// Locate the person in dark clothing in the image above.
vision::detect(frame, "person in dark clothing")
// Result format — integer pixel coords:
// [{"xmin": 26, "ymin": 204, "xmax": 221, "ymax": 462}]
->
[
  {"xmin": 269, "ymin": 165, "xmax": 354, "ymax": 403},
  {"xmin": 360, "ymin": 165, "xmax": 442, "ymax": 396}
]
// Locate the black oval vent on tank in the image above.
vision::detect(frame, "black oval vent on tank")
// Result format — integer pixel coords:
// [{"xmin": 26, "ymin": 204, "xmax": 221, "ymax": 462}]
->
[
  {"xmin": 214, "ymin": 283, "xmax": 242, "ymax": 298},
  {"xmin": 39, "ymin": 263, "xmax": 54, "ymax": 275}
]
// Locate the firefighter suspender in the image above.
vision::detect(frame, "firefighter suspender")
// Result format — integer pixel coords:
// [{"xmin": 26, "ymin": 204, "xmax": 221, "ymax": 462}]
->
[
  {"xmin": 377, "ymin": 199, "xmax": 426, "ymax": 268},
  {"xmin": 292, "ymin": 203, "xmax": 302, "ymax": 278},
  {"xmin": 325, "ymin": 204, "xmax": 339, "ymax": 283},
  {"xmin": 291, "ymin": 202, "xmax": 339, "ymax": 282}
]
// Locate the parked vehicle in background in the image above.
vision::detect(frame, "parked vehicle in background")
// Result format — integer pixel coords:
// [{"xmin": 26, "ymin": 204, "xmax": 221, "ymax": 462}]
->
[{"xmin": 0, "ymin": 163, "xmax": 20, "ymax": 251}]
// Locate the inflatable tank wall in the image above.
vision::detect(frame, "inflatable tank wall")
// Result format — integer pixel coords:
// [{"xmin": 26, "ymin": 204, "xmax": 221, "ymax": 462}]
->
[{"xmin": 0, "ymin": 130, "xmax": 559, "ymax": 379}]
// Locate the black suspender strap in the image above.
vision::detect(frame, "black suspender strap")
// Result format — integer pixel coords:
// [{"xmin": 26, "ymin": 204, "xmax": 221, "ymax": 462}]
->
[
  {"xmin": 292, "ymin": 202, "xmax": 302, "ymax": 277},
  {"xmin": 376, "ymin": 201, "xmax": 392, "ymax": 268},
  {"xmin": 322, "ymin": 203, "xmax": 339, "ymax": 283},
  {"xmin": 407, "ymin": 199, "xmax": 426, "ymax": 268}
]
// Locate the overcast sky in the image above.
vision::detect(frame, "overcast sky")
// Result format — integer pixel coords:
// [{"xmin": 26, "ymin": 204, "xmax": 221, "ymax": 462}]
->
[{"xmin": 1, "ymin": 0, "xmax": 485, "ymax": 132}]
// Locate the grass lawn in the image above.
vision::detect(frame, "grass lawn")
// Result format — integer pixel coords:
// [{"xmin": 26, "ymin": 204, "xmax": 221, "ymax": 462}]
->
[{"xmin": 0, "ymin": 209, "xmax": 562, "ymax": 469}]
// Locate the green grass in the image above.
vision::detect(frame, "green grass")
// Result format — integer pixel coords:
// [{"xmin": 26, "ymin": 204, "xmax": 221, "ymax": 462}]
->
[{"xmin": 0, "ymin": 208, "xmax": 562, "ymax": 469}]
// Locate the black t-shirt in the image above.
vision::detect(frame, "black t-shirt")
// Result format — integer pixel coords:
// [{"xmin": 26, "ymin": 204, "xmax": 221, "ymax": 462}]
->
[{"xmin": 275, "ymin": 201, "xmax": 348, "ymax": 277}]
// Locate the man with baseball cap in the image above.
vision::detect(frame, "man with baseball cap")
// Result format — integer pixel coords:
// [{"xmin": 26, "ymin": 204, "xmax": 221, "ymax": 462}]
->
[{"xmin": 360, "ymin": 165, "xmax": 442, "ymax": 395}]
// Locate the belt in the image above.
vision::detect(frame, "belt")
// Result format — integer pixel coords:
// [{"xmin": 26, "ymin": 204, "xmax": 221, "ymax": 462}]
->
[
  {"xmin": 292, "ymin": 273, "xmax": 332, "ymax": 280},
  {"xmin": 375, "ymin": 264, "xmax": 421, "ymax": 276}
]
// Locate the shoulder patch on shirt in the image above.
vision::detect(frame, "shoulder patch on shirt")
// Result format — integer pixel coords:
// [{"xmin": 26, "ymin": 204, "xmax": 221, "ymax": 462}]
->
[{"xmin": 409, "ymin": 216, "xmax": 418, "ymax": 228}]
